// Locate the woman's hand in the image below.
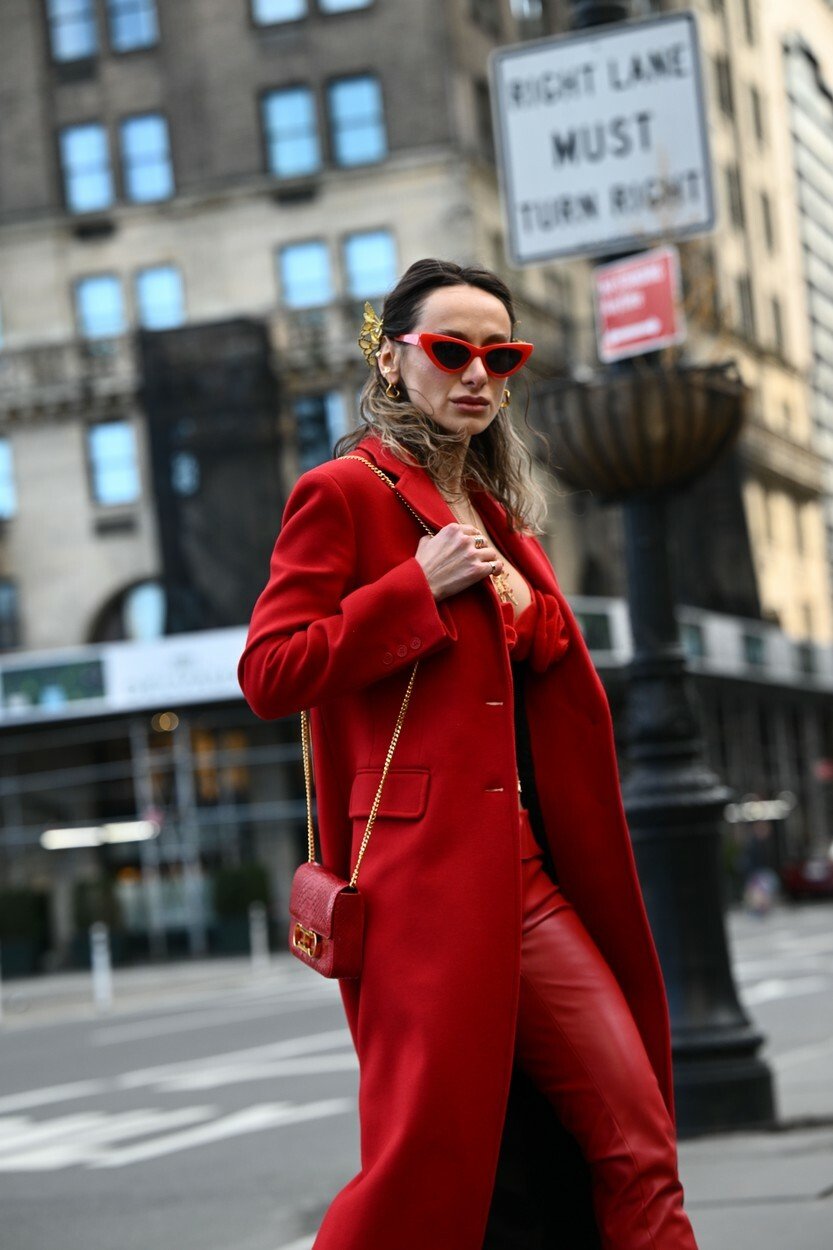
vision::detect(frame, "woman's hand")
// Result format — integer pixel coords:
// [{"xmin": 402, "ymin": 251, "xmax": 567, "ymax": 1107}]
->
[{"xmin": 416, "ymin": 524, "xmax": 504, "ymax": 601}]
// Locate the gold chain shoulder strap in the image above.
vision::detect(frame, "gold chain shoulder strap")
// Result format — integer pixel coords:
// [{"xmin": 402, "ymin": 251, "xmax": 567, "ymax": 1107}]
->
[
  {"xmin": 300, "ymin": 454, "xmax": 434, "ymax": 889},
  {"xmin": 341, "ymin": 455, "xmax": 435, "ymax": 538}
]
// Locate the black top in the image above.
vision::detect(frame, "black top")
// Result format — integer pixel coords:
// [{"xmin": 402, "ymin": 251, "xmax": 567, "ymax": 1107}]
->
[{"xmin": 512, "ymin": 658, "xmax": 559, "ymax": 882}]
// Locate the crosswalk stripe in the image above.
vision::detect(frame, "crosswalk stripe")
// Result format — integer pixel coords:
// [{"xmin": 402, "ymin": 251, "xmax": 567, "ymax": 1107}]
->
[{"xmin": 90, "ymin": 1098, "xmax": 354, "ymax": 1169}]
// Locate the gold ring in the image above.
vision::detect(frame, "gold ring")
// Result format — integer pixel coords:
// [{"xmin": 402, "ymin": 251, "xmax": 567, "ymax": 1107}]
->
[{"xmin": 474, "ymin": 536, "xmax": 486, "ymax": 549}]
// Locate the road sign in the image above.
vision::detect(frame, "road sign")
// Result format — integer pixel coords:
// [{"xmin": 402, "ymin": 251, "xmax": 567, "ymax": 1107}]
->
[
  {"xmin": 489, "ymin": 10, "xmax": 715, "ymax": 264},
  {"xmin": 593, "ymin": 245, "xmax": 685, "ymax": 362}
]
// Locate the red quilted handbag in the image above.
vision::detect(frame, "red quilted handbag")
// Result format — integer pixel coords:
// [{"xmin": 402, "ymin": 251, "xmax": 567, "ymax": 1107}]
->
[{"xmin": 288, "ymin": 663, "xmax": 417, "ymax": 978}]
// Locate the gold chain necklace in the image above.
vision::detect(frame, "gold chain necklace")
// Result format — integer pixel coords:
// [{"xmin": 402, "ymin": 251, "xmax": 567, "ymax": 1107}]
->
[{"xmin": 443, "ymin": 495, "xmax": 517, "ymax": 606}]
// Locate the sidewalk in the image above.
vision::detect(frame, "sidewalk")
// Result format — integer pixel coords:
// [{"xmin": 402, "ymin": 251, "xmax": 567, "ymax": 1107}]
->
[{"xmin": 1, "ymin": 905, "xmax": 831, "ymax": 1250}]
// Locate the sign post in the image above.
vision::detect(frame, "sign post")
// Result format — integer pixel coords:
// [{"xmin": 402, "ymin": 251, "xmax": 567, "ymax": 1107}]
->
[{"xmin": 489, "ymin": 10, "xmax": 714, "ymax": 265}]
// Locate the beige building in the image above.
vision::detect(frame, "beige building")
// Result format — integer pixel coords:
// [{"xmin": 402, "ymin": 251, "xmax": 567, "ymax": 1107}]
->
[
  {"xmin": 636, "ymin": 0, "xmax": 833, "ymax": 644},
  {"xmin": 1, "ymin": 0, "xmax": 832, "ymax": 968}
]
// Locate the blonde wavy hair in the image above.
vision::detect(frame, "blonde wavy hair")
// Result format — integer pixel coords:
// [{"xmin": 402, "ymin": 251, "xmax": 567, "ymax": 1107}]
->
[{"xmin": 333, "ymin": 258, "xmax": 548, "ymax": 535}]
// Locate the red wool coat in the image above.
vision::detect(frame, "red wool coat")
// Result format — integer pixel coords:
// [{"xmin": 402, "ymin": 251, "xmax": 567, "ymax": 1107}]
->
[{"xmin": 238, "ymin": 433, "xmax": 675, "ymax": 1250}]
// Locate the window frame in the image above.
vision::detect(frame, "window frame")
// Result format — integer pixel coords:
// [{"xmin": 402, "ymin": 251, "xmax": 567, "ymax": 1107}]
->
[
  {"xmin": 85, "ymin": 418, "xmax": 142, "ymax": 508},
  {"xmin": 58, "ymin": 120, "xmax": 115, "ymax": 215},
  {"xmin": 119, "ymin": 110, "xmax": 175, "ymax": 204},
  {"xmin": 250, "ymin": 0, "xmax": 308, "ymax": 26},
  {"xmin": 73, "ymin": 272, "xmax": 127, "ymax": 340},
  {"xmin": 44, "ymin": 0, "xmax": 99, "ymax": 64},
  {"xmin": 0, "ymin": 437, "xmax": 18, "ymax": 522},
  {"xmin": 134, "ymin": 263, "xmax": 186, "ymax": 330},
  {"xmin": 725, "ymin": 163, "xmax": 745, "ymax": 231},
  {"xmin": 341, "ymin": 227, "xmax": 398, "ymax": 301},
  {"xmin": 736, "ymin": 272, "xmax": 756, "ymax": 340},
  {"xmin": 277, "ymin": 239, "xmax": 334, "ymax": 309},
  {"xmin": 326, "ymin": 71, "xmax": 388, "ymax": 169},
  {"xmin": 260, "ymin": 83, "xmax": 323, "ymax": 180},
  {"xmin": 105, "ymin": 0, "xmax": 160, "ymax": 55},
  {"xmin": 318, "ymin": 0, "xmax": 375, "ymax": 13}
]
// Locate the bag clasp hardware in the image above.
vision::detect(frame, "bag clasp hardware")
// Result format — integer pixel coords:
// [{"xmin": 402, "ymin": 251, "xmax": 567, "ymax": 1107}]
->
[{"xmin": 292, "ymin": 923, "xmax": 322, "ymax": 959}]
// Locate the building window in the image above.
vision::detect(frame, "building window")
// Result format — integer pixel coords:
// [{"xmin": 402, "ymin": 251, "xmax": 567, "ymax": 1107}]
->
[
  {"xmin": 681, "ymin": 621, "xmax": 706, "ymax": 660},
  {"xmin": 171, "ymin": 452, "xmax": 200, "ymax": 497},
  {"xmin": 772, "ymin": 295, "xmax": 785, "ymax": 354},
  {"xmin": 742, "ymin": 0, "xmax": 756, "ymax": 44},
  {"xmin": 46, "ymin": 0, "xmax": 98, "ymax": 62},
  {"xmin": 343, "ymin": 229, "xmax": 397, "ymax": 298},
  {"xmin": 0, "ymin": 579, "xmax": 20, "ymax": 650},
  {"xmin": 135, "ymin": 265, "xmax": 185, "ymax": 329},
  {"xmin": 262, "ymin": 87, "xmax": 321, "ymax": 178},
  {"xmin": 761, "ymin": 191, "xmax": 775, "ymax": 252},
  {"xmin": 251, "ymin": 0, "xmax": 307, "ymax": 23},
  {"xmin": 123, "ymin": 581, "xmax": 166, "ymax": 639},
  {"xmin": 278, "ymin": 241, "xmax": 332, "ymax": 307},
  {"xmin": 294, "ymin": 392, "xmax": 348, "ymax": 471},
  {"xmin": 327, "ymin": 75, "xmax": 387, "ymax": 167},
  {"xmin": 0, "ymin": 439, "xmax": 17, "ymax": 520},
  {"xmin": 750, "ymin": 85, "xmax": 765, "ymax": 145},
  {"xmin": 75, "ymin": 274, "xmax": 126, "ymax": 338},
  {"xmin": 87, "ymin": 421, "xmax": 141, "ymax": 505},
  {"xmin": 726, "ymin": 164, "xmax": 745, "ymax": 230},
  {"xmin": 106, "ymin": 0, "xmax": 159, "ymax": 52},
  {"xmin": 794, "ymin": 500, "xmax": 805, "ymax": 556},
  {"xmin": 742, "ymin": 631, "xmax": 766, "ymax": 668},
  {"xmin": 737, "ymin": 274, "xmax": 755, "ymax": 339},
  {"xmin": 59, "ymin": 123, "xmax": 114, "ymax": 214},
  {"xmin": 319, "ymin": 0, "xmax": 372, "ymax": 11},
  {"xmin": 120, "ymin": 113, "xmax": 174, "ymax": 203},
  {"xmin": 714, "ymin": 55, "xmax": 734, "ymax": 118}
]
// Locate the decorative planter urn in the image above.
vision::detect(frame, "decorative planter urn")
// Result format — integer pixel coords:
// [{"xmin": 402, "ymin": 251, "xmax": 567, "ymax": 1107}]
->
[{"xmin": 536, "ymin": 362, "xmax": 748, "ymax": 500}]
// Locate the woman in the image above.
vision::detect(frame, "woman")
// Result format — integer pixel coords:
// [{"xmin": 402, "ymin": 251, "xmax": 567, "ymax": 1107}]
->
[{"xmin": 238, "ymin": 259, "xmax": 699, "ymax": 1250}]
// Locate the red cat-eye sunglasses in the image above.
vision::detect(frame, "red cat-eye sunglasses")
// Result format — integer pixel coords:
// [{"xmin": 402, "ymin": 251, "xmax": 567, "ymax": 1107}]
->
[{"xmin": 393, "ymin": 333, "xmax": 534, "ymax": 378}]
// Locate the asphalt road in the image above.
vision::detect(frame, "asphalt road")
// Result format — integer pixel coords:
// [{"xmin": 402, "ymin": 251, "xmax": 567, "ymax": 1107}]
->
[{"xmin": 1, "ymin": 900, "xmax": 831, "ymax": 1250}]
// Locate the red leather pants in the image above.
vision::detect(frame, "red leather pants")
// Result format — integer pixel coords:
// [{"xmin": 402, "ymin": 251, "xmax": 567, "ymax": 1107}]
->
[{"xmin": 515, "ymin": 808, "xmax": 699, "ymax": 1250}]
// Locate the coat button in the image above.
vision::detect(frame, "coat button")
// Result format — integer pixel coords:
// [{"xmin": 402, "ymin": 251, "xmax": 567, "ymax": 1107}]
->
[
  {"xmin": 396, "ymin": 644, "xmax": 408, "ymax": 657},
  {"xmin": 383, "ymin": 651, "xmax": 393, "ymax": 665},
  {"xmin": 410, "ymin": 637, "xmax": 421, "ymax": 649}
]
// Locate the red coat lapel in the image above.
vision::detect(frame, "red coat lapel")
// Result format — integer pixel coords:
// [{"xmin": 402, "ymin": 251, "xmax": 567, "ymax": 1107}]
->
[{"xmin": 351, "ymin": 433, "xmax": 558, "ymax": 597}]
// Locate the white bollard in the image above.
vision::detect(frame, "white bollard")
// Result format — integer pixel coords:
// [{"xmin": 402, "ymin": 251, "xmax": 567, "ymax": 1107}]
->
[
  {"xmin": 89, "ymin": 922, "xmax": 113, "ymax": 1011},
  {"xmin": 249, "ymin": 901, "xmax": 270, "ymax": 972}
]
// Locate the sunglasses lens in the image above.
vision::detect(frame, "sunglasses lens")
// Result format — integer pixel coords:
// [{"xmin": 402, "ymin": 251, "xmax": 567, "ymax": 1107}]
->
[
  {"xmin": 429, "ymin": 339, "xmax": 473, "ymax": 370},
  {"xmin": 484, "ymin": 346, "xmax": 525, "ymax": 376}
]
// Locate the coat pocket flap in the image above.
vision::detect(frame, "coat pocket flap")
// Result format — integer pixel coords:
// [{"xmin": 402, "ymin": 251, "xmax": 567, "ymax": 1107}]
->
[{"xmin": 348, "ymin": 767, "xmax": 430, "ymax": 820}]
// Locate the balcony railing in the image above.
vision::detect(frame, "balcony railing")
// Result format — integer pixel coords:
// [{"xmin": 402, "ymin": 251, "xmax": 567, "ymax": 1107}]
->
[{"xmin": 0, "ymin": 337, "xmax": 139, "ymax": 416}]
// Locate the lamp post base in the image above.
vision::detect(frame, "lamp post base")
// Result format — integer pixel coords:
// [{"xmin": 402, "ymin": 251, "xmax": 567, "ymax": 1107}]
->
[
  {"xmin": 622, "ymin": 494, "xmax": 777, "ymax": 1136},
  {"xmin": 673, "ymin": 1053, "xmax": 777, "ymax": 1137}
]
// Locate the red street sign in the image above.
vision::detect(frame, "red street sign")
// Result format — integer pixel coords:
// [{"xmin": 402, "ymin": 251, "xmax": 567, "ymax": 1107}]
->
[{"xmin": 593, "ymin": 245, "xmax": 686, "ymax": 363}]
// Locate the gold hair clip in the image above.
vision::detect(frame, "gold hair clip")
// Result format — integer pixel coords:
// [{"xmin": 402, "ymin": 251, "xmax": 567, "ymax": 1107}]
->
[{"xmin": 358, "ymin": 301, "xmax": 383, "ymax": 367}]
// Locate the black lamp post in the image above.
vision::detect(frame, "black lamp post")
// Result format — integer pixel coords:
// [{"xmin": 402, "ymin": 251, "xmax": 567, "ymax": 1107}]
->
[{"xmin": 543, "ymin": 0, "xmax": 778, "ymax": 1135}]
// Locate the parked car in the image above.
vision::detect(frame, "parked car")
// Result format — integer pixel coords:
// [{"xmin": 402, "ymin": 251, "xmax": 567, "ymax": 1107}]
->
[{"xmin": 779, "ymin": 850, "xmax": 833, "ymax": 900}]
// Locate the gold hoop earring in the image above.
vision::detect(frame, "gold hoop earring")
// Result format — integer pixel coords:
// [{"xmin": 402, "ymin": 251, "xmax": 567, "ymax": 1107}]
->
[
  {"xmin": 500, "ymin": 388, "xmax": 511, "ymax": 410},
  {"xmin": 385, "ymin": 380, "xmax": 401, "ymax": 400}
]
